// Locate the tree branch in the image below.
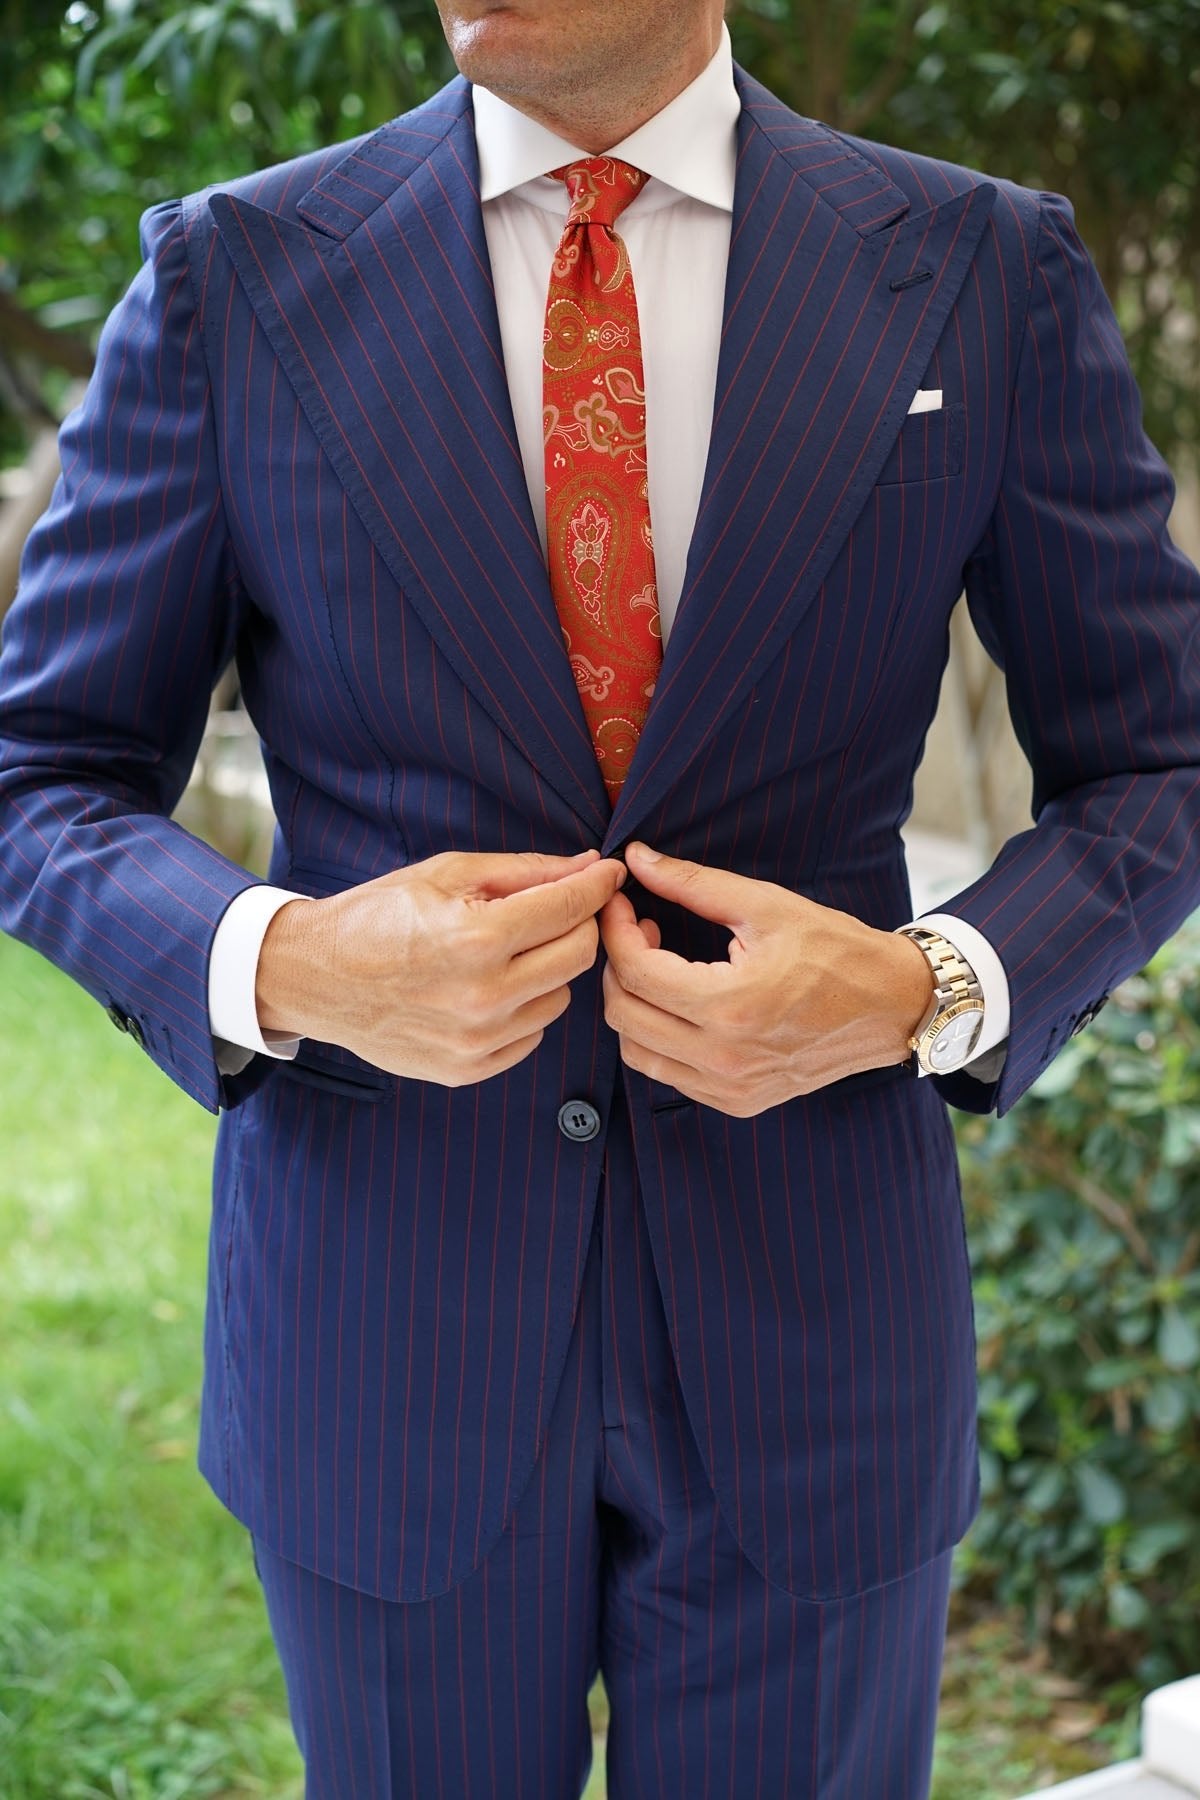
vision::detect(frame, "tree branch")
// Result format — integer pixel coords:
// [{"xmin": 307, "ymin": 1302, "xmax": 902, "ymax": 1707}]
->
[
  {"xmin": 1024, "ymin": 1144, "xmax": 1157, "ymax": 1273},
  {"xmin": 843, "ymin": 0, "xmax": 924, "ymax": 135},
  {"xmin": 0, "ymin": 346, "xmax": 58, "ymax": 426},
  {"xmin": 726, "ymin": 1, "xmax": 807, "ymax": 110},
  {"xmin": 0, "ymin": 292, "xmax": 95, "ymax": 380}
]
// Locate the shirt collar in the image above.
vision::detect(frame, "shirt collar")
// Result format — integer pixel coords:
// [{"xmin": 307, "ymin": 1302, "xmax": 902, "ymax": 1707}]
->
[{"xmin": 472, "ymin": 21, "xmax": 739, "ymax": 213}]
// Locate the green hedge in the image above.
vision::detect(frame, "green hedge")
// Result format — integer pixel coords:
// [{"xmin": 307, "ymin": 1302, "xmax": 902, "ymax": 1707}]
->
[{"xmin": 955, "ymin": 919, "xmax": 1200, "ymax": 1688}]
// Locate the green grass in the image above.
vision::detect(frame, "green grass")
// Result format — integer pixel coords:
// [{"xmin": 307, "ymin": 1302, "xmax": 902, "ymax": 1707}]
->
[
  {"xmin": 0, "ymin": 934, "xmax": 301, "ymax": 1798},
  {"xmin": 0, "ymin": 933, "xmax": 1129, "ymax": 1797}
]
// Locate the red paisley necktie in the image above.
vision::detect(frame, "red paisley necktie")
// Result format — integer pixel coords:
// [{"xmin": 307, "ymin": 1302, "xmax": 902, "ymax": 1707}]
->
[{"xmin": 543, "ymin": 156, "xmax": 662, "ymax": 804}]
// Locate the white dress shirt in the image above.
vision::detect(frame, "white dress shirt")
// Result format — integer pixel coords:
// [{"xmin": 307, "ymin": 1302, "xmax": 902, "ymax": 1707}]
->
[{"xmin": 209, "ymin": 23, "xmax": 1010, "ymax": 1078}]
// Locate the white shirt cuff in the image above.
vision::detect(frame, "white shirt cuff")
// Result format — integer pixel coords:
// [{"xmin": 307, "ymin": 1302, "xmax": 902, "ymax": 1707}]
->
[
  {"xmin": 904, "ymin": 912, "xmax": 1011, "ymax": 1080},
  {"xmin": 209, "ymin": 885, "xmax": 311, "ymax": 1069}
]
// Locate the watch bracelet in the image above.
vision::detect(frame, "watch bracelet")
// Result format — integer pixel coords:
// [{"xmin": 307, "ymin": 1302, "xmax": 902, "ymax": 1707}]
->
[
  {"xmin": 900, "ymin": 926, "xmax": 982, "ymax": 1008},
  {"xmin": 896, "ymin": 926, "xmax": 985, "ymax": 1074}
]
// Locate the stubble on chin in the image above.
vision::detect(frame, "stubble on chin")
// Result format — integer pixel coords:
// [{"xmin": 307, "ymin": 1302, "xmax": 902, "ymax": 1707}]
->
[
  {"xmin": 446, "ymin": 18, "xmax": 599, "ymax": 110},
  {"xmin": 440, "ymin": 2, "xmax": 717, "ymax": 145}
]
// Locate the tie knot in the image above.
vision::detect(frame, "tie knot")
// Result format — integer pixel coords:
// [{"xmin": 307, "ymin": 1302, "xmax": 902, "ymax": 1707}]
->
[{"xmin": 552, "ymin": 156, "xmax": 650, "ymax": 231}]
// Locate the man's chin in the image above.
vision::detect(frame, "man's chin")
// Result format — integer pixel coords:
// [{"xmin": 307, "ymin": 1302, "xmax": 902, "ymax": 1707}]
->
[
  {"xmin": 445, "ymin": 14, "xmax": 567, "ymax": 94},
  {"xmin": 447, "ymin": 12, "xmax": 528, "ymax": 66}
]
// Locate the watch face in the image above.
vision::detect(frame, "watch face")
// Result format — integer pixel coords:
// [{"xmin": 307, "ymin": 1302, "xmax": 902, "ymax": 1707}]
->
[{"xmin": 928, "ymin": 1009, "xmax": 984, "ymax": 1071}]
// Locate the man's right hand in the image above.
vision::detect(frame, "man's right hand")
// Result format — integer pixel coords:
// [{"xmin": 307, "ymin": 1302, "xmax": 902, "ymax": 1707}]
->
[{"xmin": 254, "ymin": 848, "xmax": 625, "ymax": 1086}]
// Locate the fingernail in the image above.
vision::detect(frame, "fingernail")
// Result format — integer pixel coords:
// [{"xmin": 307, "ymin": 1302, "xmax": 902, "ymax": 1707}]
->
[
  {"xmin": 615, "ymin": 864, "xmax": 627, "ymax": 887},
  {"xmin": 629, "ymin": 841, "xmax": 660, "ymax": 863}
]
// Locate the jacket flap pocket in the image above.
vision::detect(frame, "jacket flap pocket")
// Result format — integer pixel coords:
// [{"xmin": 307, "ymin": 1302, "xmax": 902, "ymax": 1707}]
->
[{"xmin": 282, "ymin": 1040, "xmax": 393, "ymax": 1100}]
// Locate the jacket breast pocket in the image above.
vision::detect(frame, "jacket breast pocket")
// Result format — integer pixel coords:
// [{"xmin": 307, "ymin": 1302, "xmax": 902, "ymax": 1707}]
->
[{"xmin": 874, "ymin": 402, "xmax": 965, "ymax": 487}]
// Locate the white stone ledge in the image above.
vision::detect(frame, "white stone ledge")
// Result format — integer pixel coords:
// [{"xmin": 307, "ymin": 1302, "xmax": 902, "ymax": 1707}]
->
[
  {"xmin": 1014, "ymin": 1770, "xmax": 1192, "ymax": 1800},
  {"xmin": 1014, "ymin": 1673, "xmax": 1200, "ymax": 1799},
  {"xmin": 1144, "ymin": 1676, "xmax": 1200, "ymax": 1790}
]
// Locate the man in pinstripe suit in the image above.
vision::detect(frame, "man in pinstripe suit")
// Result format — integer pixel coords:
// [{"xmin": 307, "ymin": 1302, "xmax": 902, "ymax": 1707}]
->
[{"xmin": 3, "ymin": 0, "xmax": 1199, "ymax": 1792}]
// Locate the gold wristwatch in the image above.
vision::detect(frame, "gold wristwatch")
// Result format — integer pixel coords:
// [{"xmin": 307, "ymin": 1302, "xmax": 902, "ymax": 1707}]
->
[{"xmin": 895, "ymin": 926, "xmax": 985, "ymax": 1076}]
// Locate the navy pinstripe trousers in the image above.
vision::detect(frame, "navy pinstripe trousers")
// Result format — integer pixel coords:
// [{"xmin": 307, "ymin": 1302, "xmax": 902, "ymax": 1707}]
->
[{"xmin": 250, "ymin": 1088, "xmax": 954, "ymax": 1799}]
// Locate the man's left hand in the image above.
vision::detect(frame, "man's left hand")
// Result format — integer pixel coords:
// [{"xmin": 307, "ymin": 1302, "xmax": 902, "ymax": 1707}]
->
[{"xmin": 600, "ymin": 841, "xmax": 935, "ymax": 1117}]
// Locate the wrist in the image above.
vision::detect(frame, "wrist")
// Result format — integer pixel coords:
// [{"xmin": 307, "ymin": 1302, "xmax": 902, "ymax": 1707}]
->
[
  {"xmin": 894, "ymin": 924, "xmax": 987, "ymax": 1074},
  {"xmin": 884, "ymin": 928, "xmax": 937, "ymax": 1055},
  {"xmin": 255, "ymin": 896, "xmax": 328, "ymax": 1038}
]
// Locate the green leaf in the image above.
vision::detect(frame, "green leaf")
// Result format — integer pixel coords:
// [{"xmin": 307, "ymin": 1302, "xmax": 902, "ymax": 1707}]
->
[
  {"xmin": 986, "ymin": 72, "xmax": 1028, "ymax": 113},
  {"xmin": 1109, "ymin": 1582, "xmax": 1152, "ymax": 1630},
  {"xmin": 296, "ymin": 13, "xmax": 339, "ymax": 91},
  {"xmin": 1126, "ymin": 1519, "xmax": 1193, "ymax": 1575},
  {"xmin": 978, "ymin": 1448, "xmax": 1003, "ymax": 1498},
  {"xmin": 1083, "ymin": 1357, "xmax": 1144, "ymax": 1390},
  {"xmin": 127, "ymin": 12, "xmax": 193, "ymax": 80},
  {"xmin": 1144, "ymin": 1379, "xmax": 1190, "ymax": 1431},
  {"xmin": 915, "ymin": 4, "xmax": 950, "ymax": 38},
  {"xmin": 74, "ymin": 20, "xmax": 132, "ymax": 99},
  {"xmin": 1029, "ymin": 1042, "xmax": 1089, "ymax": 1098},
  {"xmin": 1162, "ymin": 1109, "xmax": 1200, "ymax": 1169},
  {"xmin": 1025, "ymin": 1465, "xmax": 1066, "ymax": 1513},
  {"xmin": 972, "ymin": 50, "xmax": 1023, "ymax": 77},
  {"xmin": 1157, "ymin": 1307, "xmax": 1200, "ymax": 1371},
  {"xmin": 1074, "ymin": 1463, "xmax": 1126, "ymax": 1526},
  {"xmin": 1147, "ymin": 1168, "xmax": 1180, "ymax": 1212}
]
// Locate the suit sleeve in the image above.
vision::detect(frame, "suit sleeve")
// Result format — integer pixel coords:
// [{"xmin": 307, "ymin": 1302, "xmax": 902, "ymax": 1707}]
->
[
  {"xmin": 933, "ymin": 189, "xmax": 1200, "ymax": 1117},
  {"xmin": 0, "ymin": 199, "xmax": 262, "ymax": 1112}
]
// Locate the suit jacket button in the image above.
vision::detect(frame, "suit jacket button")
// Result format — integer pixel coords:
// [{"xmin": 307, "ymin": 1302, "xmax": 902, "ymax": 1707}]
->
[
  {"xmin": 106, "ymin": 1003, "xmax": 129, "ymax": 1033},
  {"xmin": 558, "ymin": 1100, "xmax": 601, "ymax": 1143},
  {"xmin": 1071, "ymin": 995, "xmax": 1109, "ymax": 1037},
  {"xmin": 127, "ymin": 1017, "xmax": 146, "ymax": 1049}
]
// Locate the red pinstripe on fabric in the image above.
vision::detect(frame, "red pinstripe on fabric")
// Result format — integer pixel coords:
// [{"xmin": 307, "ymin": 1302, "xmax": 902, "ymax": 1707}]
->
[
  {"xmin": 621, "ymin": 200, "xmax": 982, "ymax": 805},
  {"xmin": 1, "ymin": 70, "xmax": 1198, "ymax": 1784},
  {"xmin": 234, "ymin": 201, "xmax": 604, "ymax": 829},
  {"xmin": 251, "ymin": 1116, "xmax": 957, "ymax": 1792},
  {"xmin": 360, "ymin": 204, "xmax": 540, "ymax": 553}
]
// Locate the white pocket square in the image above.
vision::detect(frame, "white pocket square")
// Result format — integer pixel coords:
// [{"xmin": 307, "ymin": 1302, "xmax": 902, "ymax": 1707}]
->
[{"xmin": 907, "ymin": 388, "xmax": 943, "ymax": 416}]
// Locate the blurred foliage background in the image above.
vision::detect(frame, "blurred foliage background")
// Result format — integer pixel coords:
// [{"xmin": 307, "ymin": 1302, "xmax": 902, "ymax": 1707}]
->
[
  {"xmin": 3, "ymin": 4, "xmax": 1200, "ymax": 1791},
  {"xmin": 1, "ymin": 0, "xmax": 1198, "ymax": 475},
  {"xmin": 958, "ymin": 918, "xmax": 1200, "ymax": 1697}
]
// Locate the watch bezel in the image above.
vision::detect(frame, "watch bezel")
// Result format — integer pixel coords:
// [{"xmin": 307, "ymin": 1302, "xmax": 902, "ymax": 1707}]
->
[{"xmin": 912, "ymin": 998, "xmax": 986, "ymax": 1073}]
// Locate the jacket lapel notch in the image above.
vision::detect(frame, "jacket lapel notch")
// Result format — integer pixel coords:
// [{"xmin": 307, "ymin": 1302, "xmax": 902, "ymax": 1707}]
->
[
  {"xmin": 736, "ymin": 70, "xmax": 912, "ymax": 240},
  {"xmin": 294, "ymin": 81, "xmax": 469, "ymax": 240}
]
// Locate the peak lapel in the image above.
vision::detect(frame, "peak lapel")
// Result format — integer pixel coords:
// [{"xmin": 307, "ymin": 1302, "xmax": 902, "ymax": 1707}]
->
[
  {"xmin": 209, "ymin": 81, "xmax": 610, "ymax": 836},
  {"xmin": 606, "ymin": 74, "xmax": 997, "ymax": 849}
]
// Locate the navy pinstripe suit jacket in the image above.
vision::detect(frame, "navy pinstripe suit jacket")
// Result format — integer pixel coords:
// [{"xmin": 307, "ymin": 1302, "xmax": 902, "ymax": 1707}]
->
[{"xmin": 3, "ymin": 66, "xmax": 1199, "ymax": 1605}]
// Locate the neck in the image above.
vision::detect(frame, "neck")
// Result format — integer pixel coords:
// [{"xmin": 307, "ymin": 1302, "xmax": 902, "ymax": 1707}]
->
[{"xmin": 497, "ymin": 22, "xmax": 722, "ymax": 154}]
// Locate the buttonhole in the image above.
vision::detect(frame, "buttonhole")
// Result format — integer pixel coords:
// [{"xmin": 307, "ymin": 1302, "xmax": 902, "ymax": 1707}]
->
[{"xmin": 889, "ymin": 268, "xmax": 934, "ymax": 292}]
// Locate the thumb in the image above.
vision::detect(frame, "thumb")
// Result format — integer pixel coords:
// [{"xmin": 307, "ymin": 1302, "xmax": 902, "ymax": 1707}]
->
[{"xmin": 624, "ymin": 842, "xmax": 756, "ymax": 932}]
